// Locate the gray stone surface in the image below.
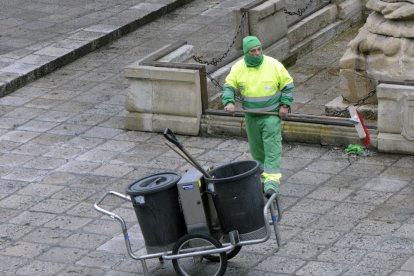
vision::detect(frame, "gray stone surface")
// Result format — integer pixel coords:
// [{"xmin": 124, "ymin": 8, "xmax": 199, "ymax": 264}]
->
[
  {"xmin": 0, "ymin": 0, "xmax": 414, "ymax": 275},
  {"xmin": 0, "ymin": 0, "xmax": 198, "ymax": 96}
]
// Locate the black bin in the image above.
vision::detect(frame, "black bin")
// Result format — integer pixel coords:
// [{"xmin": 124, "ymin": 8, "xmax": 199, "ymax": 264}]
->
[
  {"xmin": 206, "ymin": 160, "xmax": 265, "ymax": 240},
  {"xmin": 125, "ymin": 172, "xmax": 187, "ymax": 253}
]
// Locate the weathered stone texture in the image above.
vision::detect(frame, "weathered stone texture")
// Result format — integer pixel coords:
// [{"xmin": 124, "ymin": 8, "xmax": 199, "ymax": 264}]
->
[{"xmin": 366, "ymin": 0, "xmax": 414, "ymax": 20}]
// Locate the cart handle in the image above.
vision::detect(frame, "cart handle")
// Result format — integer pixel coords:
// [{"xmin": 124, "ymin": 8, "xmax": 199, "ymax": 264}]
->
[
  {"xmin": 163, "ymin": 128, "xmax": 213, "ymax": 179},
  {"xmin": 94, "ymin": 191, "xmax": 131, "ymax": 218},
  {"xmin": 94, "ymin": 191, "xmax": 145, "ymax": 261},
  {"xmin": 163, "ymin": 128, "xmax": 183, "ymax": 149}
]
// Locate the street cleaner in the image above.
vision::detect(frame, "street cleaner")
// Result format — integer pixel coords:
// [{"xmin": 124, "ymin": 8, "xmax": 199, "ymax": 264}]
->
[{"xmin": 222, "ymin": 35, "xmax": 295, "ymax": 198}]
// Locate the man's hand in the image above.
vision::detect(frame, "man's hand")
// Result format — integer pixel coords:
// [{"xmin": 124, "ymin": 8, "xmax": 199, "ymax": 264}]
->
[
  {"xmin": 224, "ymin": 103, "xmax": 235, "ymax": 113},
  {"xmin": 279, "ymin": 105, "xmax": 289, "ymax": 117}
]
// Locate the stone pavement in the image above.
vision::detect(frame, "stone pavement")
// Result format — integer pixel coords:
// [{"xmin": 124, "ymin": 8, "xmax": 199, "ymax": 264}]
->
[
  {"xmin": 0, "ymin": 0, "xmax": 195, "ymax": 96},
  {"xmin": 1, "ymin": 0, "xmax": 414, "ymax": 275}
]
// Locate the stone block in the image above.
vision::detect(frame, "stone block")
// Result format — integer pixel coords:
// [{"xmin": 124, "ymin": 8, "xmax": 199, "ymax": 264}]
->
[
  {"xmin": 152, "ymin": 114, "xmax": 200, "ymax": 136},
  {"xmin": 337, "ymin": 0, "xmax": 362, "ymax": 20},
  {"xmin": 310, "ymin": 21, "xmax": 339, "ymax": 50},
  {"xmin": 124, "ymin": 45, "xmax": 203, "ymax": 136},
  {"xmin": 249, "ymin": 0, "xmax": 288, "ymax": 49},
  {"xmin": 325, "ymin": 96, "xmax": 378, "ymax": 120},
  {"xmin": 152, "ymin": 78, "xmax": 201, "ymax": 117},
  {"xmin": 200, "ymin": 114, "xmax": 247, "ymax": 137},
  {"xmin": 123, "ymin": 64, "xmax": 151, "ymax": 79},
  {"xmin": 158, "ymin": 45, "xmax": 194, "ymax": 63},
  {"xmin": 265, "ymin": 37, "xmax": 290, "ymax": 61},
  {"xmin": 339, "ymin": 69, "xmax": 377, "ymax": 104},
  {"xmin": 288, "ymin": 5, "xmax": 337, "ymax": 47},
  {"xmin": 377, "ymin": 83, "xmax": 414, "ymax": 154},
  {"xmin": 377, "ymin": 86, "xmax": 404, "ymax": 134},
  {"xmin": 124, "ymin": 112, "xmax": 153, "ymax": 132},
  {"xmin": 125, "ymin": 64, "xmax": 198, "ymax": 83},
  {"xmin": 378, "ymin": 133, "xmax": 414, "ymax": 154},
  {"xmin": 125, "ymin": 79, "xmax": 153, "ymax": 113},
  {"xmin": 233, "ymin": 0, "xmax": 287, "ymax": 51}
]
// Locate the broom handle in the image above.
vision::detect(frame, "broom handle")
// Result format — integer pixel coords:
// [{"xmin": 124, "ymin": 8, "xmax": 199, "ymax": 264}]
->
[
  {"xmin": 240, "ymin": 108, "xmax": 368, "ymax": 139},
  {"xmin": 240, "ymin": 110, "xmax": 352, "ymax": 122}
]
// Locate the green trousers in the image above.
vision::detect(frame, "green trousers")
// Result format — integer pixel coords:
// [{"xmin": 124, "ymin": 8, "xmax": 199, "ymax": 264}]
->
[{"xmin": 245, "ymin": 114, "xmax": 282, "ymax": 176}]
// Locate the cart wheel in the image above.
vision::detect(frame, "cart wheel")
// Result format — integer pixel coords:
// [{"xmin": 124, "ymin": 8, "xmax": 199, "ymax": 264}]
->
[
  {"xmin": 203, "ymin": 232, "xmax": 242, "ymax": 262},
  {"xmin": 203, "ymin": 244, "xmax": 241, "ymax": 262},
  {"xmin": 172, "ymin": 233, "xmax": 227, "ymax": 276}
]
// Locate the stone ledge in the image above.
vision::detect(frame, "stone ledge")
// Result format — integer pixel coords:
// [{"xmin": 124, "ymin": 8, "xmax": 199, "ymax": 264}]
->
[
  {"xmin": 325, "ymin": 96, "xmax": 378, "ymax": 120},
  {"xmin": 287, "ymin": 4, "xmax": 338, "ymax": 46}
]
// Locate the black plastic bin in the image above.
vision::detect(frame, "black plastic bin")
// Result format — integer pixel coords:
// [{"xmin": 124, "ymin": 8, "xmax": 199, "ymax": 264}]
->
[
  {"xmin": 205, "ymin": 160, "xmax": 265, "ymax": 240},
  {"xmin": 126, "ymin": 172, "xmax": 187, "ymax": 253}
]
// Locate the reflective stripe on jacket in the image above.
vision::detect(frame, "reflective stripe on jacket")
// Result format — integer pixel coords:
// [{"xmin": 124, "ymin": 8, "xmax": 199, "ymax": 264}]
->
[{"xmin": 222, "ymin": 55, "xmax": 295, "ymax": 111}]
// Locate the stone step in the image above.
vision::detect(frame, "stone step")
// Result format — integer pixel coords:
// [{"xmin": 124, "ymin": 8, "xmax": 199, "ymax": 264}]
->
[{"xmin": 288, "ymin": 8, "xmax": 361, "ymax": 61}]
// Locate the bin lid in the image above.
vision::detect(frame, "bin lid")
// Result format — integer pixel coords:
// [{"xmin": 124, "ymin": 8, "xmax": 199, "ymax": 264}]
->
[{"xmin": 126, "ymin": 172, "xmax": 181, "ymax": 196}]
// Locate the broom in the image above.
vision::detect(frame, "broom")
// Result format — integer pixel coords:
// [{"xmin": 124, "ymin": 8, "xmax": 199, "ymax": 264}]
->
[
  {"xmin": 348, "ymin": 105, "xmax": 371, "ymax": 148},
  {"xmin": 239, "ymin": 105, "xmax": 371, "ymax": 148}
]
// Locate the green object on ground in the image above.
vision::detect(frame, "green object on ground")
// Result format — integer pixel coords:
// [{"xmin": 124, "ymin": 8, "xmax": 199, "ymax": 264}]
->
[{"xmin": 345, "ymin": 144, "xmax": 365, "ymax": 155}]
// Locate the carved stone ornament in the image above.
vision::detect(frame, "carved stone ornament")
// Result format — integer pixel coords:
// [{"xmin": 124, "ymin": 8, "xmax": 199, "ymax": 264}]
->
[{"xmin": 339, "ymin": 0, "xmax": 414, "ymax": 104}]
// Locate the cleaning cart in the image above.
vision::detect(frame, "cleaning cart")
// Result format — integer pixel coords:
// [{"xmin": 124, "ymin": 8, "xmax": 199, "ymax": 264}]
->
[{"xmin": 94, "ymin": 128, "xmax": 282, "ymax": 276}]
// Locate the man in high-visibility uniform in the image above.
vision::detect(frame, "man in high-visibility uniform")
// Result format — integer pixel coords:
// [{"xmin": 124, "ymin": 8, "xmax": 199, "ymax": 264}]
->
[{"xmin": 222, "ymin": 36, "xmax": 295, "ymax": 197}]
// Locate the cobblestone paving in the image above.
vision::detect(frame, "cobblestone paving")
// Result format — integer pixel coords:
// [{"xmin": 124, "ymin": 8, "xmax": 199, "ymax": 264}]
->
[{"xmin": 1, "ymin": 0, "xmax": 414, "ymax": 275}]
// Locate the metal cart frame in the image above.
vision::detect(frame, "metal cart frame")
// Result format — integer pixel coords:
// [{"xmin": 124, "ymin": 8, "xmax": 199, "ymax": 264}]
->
[{"xmin": 94, "ymin": 191, "xmax": 282, "ymax": 275}]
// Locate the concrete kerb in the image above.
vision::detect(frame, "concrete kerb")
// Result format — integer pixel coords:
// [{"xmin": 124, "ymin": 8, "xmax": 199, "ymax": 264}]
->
[{"xmin": 0, "ymin": 0, "xmax": 195, "ymax": 97}]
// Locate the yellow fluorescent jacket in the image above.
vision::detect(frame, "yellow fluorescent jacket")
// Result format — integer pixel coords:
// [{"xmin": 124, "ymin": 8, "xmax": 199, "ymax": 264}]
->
[{"xmin": 222, "ymin": 55, "xmax": 295, "ymax": 111}]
